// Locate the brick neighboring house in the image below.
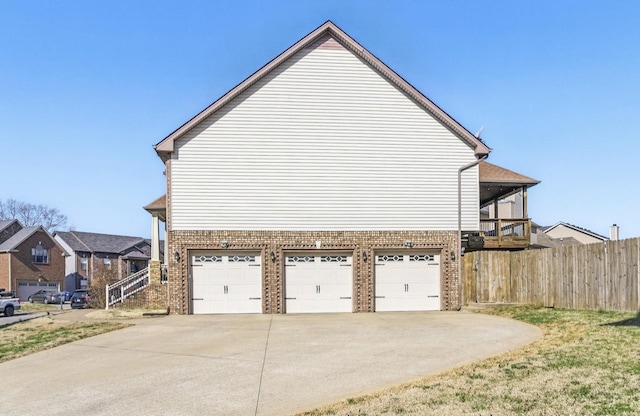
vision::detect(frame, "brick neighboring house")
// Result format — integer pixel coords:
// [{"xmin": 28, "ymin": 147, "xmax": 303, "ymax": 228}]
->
[
  {"xmin": 53, "ymin": 231, "xmax": 164, "ymax": 291},
  {"xmin": 0, "ymin": 219, "xmax": 67, "ymax": 300}
]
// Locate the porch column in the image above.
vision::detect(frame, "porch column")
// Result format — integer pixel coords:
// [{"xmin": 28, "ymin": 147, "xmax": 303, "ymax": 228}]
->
[
  {"xmin": 151, "ymin": 213, "xmax": 160, "ymax": 262},
  {"xmin": 522, "ymin": 187, "xmax": 528, "ymax": 218},
  {"xmin": 493, "ymin": 198, "xmax": 499, "ymax": 219},
  {"xmin": 164, "ymin": 222, "xmax": 168, "ymax": 265}
]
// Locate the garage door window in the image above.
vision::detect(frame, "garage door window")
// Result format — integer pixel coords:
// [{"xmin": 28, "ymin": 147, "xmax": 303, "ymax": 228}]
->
[
  {"xmin": 321, "ymin": 255, "xmax": 347, "ymax": 262},
  {"xmin": 378, "ymin": 254, "xmax": 403, "ymax": 262},
  {"xmin": 409, "ymin": 254, "xmax": 434, "ymax": 262},
  {"xmin": 287, "ymin": 255, "xmax": 315, "ymax": 262},
  {"xmin": 194, "ymin": 255, "xmax": 222, "ymax": 263},
  {"xmin": 229, "ymin": 255, "xmax": 256, "ymax": 262}
]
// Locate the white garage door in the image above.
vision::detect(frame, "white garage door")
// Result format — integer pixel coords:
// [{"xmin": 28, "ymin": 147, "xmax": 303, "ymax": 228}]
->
[
  {"xmin": 375, "ymin": 253, "xmax": 441, "ymax": 311},
  {"xmin": 191, "ymin": 252, "xmax": 262, "ymax": 314},
  {"xmin": 17, "ymin": 281, "xmax": 60, "ymax": 301},
  {"xmin": 285, "ymin": 253, "xmax": 353, "ymax": 313}
]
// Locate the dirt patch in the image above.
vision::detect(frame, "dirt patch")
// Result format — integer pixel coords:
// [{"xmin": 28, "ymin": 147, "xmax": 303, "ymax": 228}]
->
[{"xmin": 85, "ymin": 308, "xmax": 168, "ymax": 320}]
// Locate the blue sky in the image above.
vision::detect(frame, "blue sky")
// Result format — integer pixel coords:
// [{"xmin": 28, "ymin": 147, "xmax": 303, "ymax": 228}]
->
[{"xmin": 1, "ymin": 0, "xmax": 639, "ymax": 239}]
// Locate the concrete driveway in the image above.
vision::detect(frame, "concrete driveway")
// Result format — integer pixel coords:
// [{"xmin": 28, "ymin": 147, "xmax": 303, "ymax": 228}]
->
[{"xmin": 0, "ymin": 311, "xmax": 540, "ymax": 416}]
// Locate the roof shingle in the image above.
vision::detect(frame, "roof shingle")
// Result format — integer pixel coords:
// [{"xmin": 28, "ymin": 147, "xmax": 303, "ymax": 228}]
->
[{"xmin": 479, "ymin": 161, "xmax": 540, "ymax": 185}]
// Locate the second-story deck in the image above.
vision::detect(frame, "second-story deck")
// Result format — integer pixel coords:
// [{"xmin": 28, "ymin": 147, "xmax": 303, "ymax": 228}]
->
[{"xmin": 478, "ymin": 218, "xmax": 532, "ymax": 249}]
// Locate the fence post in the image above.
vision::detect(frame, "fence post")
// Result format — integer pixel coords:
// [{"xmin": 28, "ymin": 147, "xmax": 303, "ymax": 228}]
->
[{"xmin": 105, "ymin": 284, "xmax": 109, "ymax": 310}]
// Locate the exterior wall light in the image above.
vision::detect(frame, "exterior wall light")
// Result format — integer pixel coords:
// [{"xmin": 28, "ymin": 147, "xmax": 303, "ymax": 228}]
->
[
  {"xmin": 174, "ymin": 251, "xmax": 180, "ymax": 262},
  {"xmin": 221, "ymin": 240, "xmax": 228, "ymax": 249},
  {"xmin": 404, "ymin": 240, "xmax": 413, "ymax": 248},
  {"xmin": 450, "ymin": 251, "xmax": 456, "ymax": 261},
  {"xmin": 270, "ymin": 251, "xmax": 276, "ymax": 262},
  {"xmin": 362, "ymin": 251, "xmax": 368, "ymax": 261}
]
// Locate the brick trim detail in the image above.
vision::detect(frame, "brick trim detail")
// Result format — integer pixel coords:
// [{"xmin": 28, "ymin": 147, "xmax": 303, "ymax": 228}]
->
[{"xmin": 167, "ymin": 230, "xmax": 458, "ymax": 314}]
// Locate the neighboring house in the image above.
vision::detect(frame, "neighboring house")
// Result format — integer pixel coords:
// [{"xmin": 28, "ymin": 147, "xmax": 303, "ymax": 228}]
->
[
  {"xmin": 145, "ymin": 21, "xmax": 544, "ymax": 315},
  {"xmin": 0, "ymin": 219, "xmax": 67, "ymax": 300},
  {"xmin": 542, "ymin": 222, "xmax": 609, "ymax": 245},
  {"xmin": 53, "ymin": 231, "xmax": 164, "ymax": 291}
]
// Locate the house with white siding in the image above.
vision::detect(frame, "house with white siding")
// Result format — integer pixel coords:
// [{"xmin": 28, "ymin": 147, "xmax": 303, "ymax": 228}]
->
[{"xmin": 145, "ymin": 21, "xmax": 538, "ymax": 314}]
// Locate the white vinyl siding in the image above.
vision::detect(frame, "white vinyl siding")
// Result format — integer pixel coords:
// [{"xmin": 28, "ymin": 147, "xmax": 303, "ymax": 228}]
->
[
  {"xmin": 54, "ymin": 235, "xmax": 76, "ymax": 275},
  {"xmin": 171, "ymin": 44, "xmax": 479, "ymax": 231}
]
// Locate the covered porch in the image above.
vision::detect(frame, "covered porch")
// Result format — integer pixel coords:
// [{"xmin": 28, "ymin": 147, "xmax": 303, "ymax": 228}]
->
[
  {"xmin": 144, "ymin": 195, "xmax": 167, "ymax": 282},
  {"xmin": 471, "ymin": 161, "xmax": 540, "ymax": 250}
]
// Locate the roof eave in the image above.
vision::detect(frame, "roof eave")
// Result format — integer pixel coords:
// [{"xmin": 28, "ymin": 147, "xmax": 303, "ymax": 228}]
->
[{"xmin": 480, "ymin": 180, "xmax": 541, "ymax": 188}]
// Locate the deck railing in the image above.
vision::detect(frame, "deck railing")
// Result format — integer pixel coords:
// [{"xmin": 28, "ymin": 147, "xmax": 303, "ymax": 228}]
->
[{"xmin": 480, "ymin": 218, "xmax": 531, "ymax": 249}]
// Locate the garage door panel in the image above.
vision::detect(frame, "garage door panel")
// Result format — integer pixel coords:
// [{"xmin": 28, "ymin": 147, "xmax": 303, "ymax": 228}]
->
[
  {"xmin": 285, "ymin": 253, "xmax": 352, "ymax": 313},
  {"xmin": 191, "ymin": 252, "xmax": 262, "ymax": 314},
  {"xmin": 17, "ymin": 281, "xmax": 60, "ymax": 301},
  {"xmin": 375, "ymin": 253, "xmax": 441, "ymax": 312}
]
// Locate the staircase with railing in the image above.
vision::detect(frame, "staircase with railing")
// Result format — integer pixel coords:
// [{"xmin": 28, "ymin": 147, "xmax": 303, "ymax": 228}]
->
[{"xmin": 106, "ymin": 267, "xmax": 150, "ymax": 309}]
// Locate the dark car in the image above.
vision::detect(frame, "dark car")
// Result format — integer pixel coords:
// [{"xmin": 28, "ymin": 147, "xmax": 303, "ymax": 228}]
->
[
  {"xmin": 70, "ymin": 290, "xmax": 91, "ymax": 309},
  {"xmin": 28, "ymin": 290, "xmax": 63, "ymax": 304}
]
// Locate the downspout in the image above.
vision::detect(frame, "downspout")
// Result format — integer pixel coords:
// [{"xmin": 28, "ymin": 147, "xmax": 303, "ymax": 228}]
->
[{"xmin": 457, "ymin": 154, "xmax": 488, "ymax": 310}]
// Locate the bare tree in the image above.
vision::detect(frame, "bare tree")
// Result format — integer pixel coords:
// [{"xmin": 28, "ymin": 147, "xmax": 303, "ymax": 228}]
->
[{"xmin": 0, "ymin": 198, "xmax": 69, "ymax": 233}]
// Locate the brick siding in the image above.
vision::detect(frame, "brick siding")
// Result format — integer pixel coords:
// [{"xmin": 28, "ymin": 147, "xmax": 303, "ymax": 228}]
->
[
  {"xmin": 0, "ymin": 253, "xmax": 9, "ymax": 291},
  {"xmin": 167, "ymin": 230, "xmax": 459, "ymax": 314},
  {"xmin": 10, "ymin": 230, "xmax": 65, "ymax": 291}
]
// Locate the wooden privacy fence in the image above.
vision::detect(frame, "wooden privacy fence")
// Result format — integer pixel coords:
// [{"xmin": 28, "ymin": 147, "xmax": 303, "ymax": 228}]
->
[{"xmin": 462, "ymin": 238, "xmax": 640, "ymax": 312}]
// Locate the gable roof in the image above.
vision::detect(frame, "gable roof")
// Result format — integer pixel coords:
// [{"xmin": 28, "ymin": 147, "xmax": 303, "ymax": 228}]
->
[
  {"xmin": 0, "ymin": 226, "xmax": 68, "ymax": 255},
  {"xmin": 54, "ymin": 231, "xmax": 148, "ymax": 254},
  {"xmin": 0, "ymin": 219, "xmax": 18, "ymax": 232},
  {"xmin": 154, "ymin": 20, "xmax": 491, "ymax": 160},
  {"xmin": 0, "ymin": 226, "xmax": 40, "ymax": 252},
  {"xmin": 144, "ymin": 195, "xmax": 166, "ymax": 211},
  {"xmin": 543, "ymin": 222, "xmax": 608, "ymax": 241}
]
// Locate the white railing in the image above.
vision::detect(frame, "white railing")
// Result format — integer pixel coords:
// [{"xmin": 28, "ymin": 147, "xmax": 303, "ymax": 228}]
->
[{"xmin": 105, "ymin": 267, "xmax": 150, "ymax": 309}]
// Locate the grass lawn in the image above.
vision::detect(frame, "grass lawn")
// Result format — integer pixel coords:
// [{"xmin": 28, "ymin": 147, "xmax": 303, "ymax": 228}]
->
[
  {"xmin": 0, "ymin": 317, "xmax": 129, "ymax": 364},
  {"xmin": 15, "ymin": 302, "xmax": 65, "ymax": 313},
  {"xmin": 301, "ymin": 306, "xmax": 640, "ymax": 416}
]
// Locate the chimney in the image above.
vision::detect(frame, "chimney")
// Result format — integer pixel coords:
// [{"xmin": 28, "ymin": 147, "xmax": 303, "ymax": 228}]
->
[{"xmin": 609, "ymin": 224, "xmax": 619, "ymax": 240}]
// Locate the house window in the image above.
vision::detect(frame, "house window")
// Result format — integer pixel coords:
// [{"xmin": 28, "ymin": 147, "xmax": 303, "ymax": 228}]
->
[
  {"xmin": 103, "ymin": 258, "xmax": 112, "ymax": 270},
  {"xmin": 80, "ymin": 257, "xmax": 88, "ymax": 271},
  {"xmin": 31, "ymin": 242, "xmax": 49, "ymax": 264}
]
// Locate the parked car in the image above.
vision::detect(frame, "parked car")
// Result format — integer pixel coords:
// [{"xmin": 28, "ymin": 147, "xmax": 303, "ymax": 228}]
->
[
  {"xmin": 70, "ymin": 290, "xmax": 91, "ymax": 309},
  {"xmin": 1, "ymin": 289, "xmax": 20, "ymax": 317},
  {"xmin": 28, "ymin": 290, "xmax": 63, "ymax": 304}
]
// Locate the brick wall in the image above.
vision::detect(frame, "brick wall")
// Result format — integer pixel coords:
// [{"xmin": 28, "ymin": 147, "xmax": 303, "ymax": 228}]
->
[
  {"xmin": 0, "ymin": 253, "xmax": 9, "ymax": 291},
  {"xmin": 10, "ymin": 230, "xmax": 65, "ymax": 290},
  {"xmin": 167, "ymin": 230, "xmax": 459, "ymax": 314}
]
